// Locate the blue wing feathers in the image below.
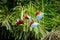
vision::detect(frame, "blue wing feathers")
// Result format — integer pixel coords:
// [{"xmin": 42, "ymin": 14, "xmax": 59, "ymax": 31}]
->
[{"xmin": 36, "ymin": 13, "xmax": 44, "ymax": 21}]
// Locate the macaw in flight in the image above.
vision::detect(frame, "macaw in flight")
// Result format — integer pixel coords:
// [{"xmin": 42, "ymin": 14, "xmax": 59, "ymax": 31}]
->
[
  {"xmin": 23, "ymin": 15, "xmax": 33, "ymax": 21},
  {"xmin": 29, "ymin": 21, "xmax": 39, "ymax": 28},
  {"xmin": 35, "ymin": 11, "xmax": 44, "ymax": 22},
  {"xmin": 16, "ymin": 18, "xmax": 24, "ymax": 25}
]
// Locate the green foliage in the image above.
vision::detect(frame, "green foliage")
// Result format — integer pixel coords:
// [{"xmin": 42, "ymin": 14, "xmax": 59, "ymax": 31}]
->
[{"xmin": 0, "ymin": 0, "xmax": 60, "ymax": 40}]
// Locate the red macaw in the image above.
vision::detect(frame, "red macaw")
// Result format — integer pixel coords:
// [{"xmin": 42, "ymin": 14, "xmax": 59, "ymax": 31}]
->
[
  {"xmin": 23, "ymin": 15, "xmax": 33, "ymax": 21},
  {"xmin": 16, "ymin": 18, "xmax": 24, "ymax": 25},
  {"xmin": 29, "ymin": 21, "xmax": 39, "ymax": 28},
  {"xmin": 35, "ymin": 11, "xmax": 44, "ymax": 21}
]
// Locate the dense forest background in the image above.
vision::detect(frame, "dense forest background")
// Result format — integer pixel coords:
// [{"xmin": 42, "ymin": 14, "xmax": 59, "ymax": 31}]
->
[{"xmin": 0, "ymin": 0, "xmax": 60, "ymax": 40}]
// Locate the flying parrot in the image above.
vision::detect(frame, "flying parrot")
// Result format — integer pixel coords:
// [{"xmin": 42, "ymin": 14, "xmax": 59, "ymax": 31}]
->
[
  {"xmin": 35, "ymin": 11, "xmax": 44, "ymax": 22},
  {"xmin": 29, "ymin": 21, "xmax": 39, "ymax": 28},
  {"xmin": 16, "ymin": 18, "xmax": 24, "ymax": 25},
  {"xmin": 23, "ymin": 15, "xmax": 33, "ymax": 21}
]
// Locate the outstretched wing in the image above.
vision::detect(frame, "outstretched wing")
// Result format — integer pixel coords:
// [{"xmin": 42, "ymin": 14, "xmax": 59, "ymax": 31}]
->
[{"xmin": 36, "ymin": 13, "xmax": 44, "ymax": 21}]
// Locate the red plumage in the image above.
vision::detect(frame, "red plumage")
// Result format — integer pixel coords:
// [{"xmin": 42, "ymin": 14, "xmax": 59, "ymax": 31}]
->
[
  {"xmin": 23, "ymin": 15, "xmax": 29, "ymax": 19},
  {"xmin": 16, "ymin": 19, "xmax": 24, "ymax": 24},
  {"xmin": 29, "ymin": 21, "xmax": 34, "ymax": 26},
  {"xmin": 35, "ymin": 11, "xmax": 40, "ymax": 15}
]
